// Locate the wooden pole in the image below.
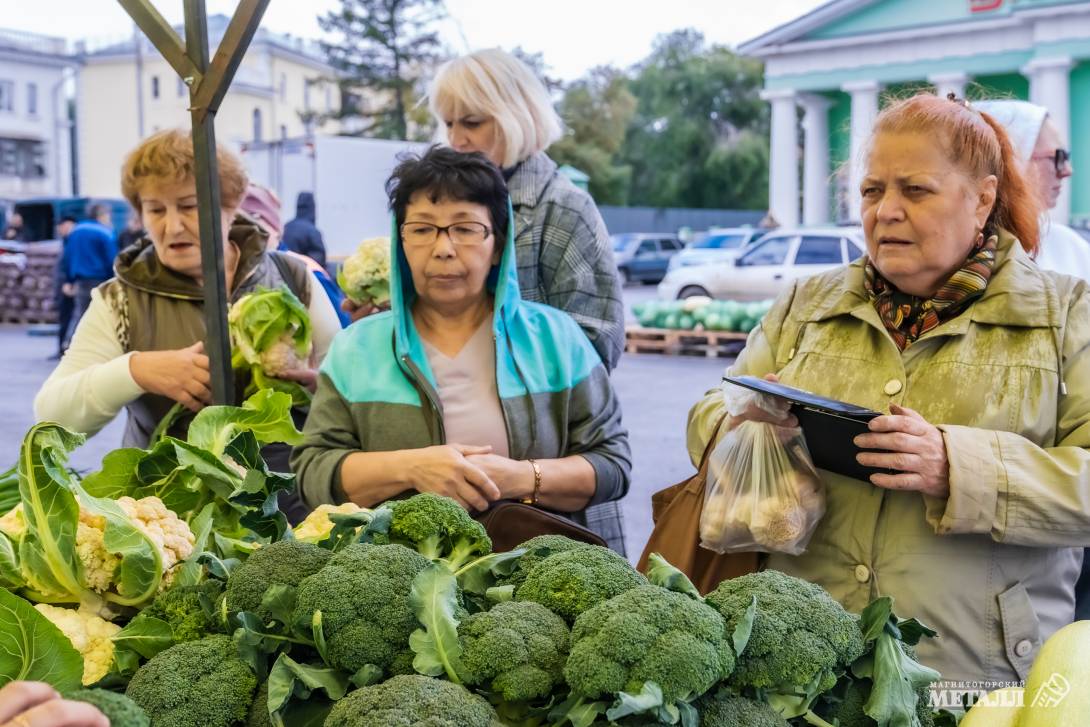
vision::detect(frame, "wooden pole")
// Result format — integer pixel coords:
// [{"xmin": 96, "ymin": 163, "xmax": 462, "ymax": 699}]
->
[{"xmin": 118, "ymin": 0, "xmax": 270, "ymax": 404}]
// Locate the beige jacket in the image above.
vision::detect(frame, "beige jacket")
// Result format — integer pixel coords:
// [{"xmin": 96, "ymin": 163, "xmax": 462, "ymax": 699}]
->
[{"xmin": 687, "ymin": 232, "xmax": 1090, "ymax": 684}]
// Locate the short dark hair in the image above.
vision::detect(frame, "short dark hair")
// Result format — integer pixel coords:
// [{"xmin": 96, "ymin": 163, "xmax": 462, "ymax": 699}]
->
[
  {"xmin": 386, "ymin": 145, "xmax": 509, "ymax": 241},
  {"xmin": 89, "ymin": 204, "xmax": 110, "ymax": 220}
]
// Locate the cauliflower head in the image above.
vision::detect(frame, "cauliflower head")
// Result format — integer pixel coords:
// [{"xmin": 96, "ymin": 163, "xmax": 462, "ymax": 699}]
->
[
  {"xmin": 35, "ymin": 603, "xmax": 121, "ymax": 685},
  {"xmin": 338, "ymin": 237, "xmax": 391, "ymax": 306},
  {"xmin": 293, "ymin": 502, "xmax": 366, "ymax": 543}
]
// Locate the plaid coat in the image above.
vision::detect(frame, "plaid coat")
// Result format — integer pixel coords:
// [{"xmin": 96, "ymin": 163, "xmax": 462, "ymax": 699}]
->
[{"xmin": 507, "ymin": 152, "xmax": 628, "ymax": 554}]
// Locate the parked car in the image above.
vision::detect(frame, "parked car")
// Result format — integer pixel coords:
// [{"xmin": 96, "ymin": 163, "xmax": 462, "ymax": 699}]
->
[
  {"xmin": 14, "ymin": 197, "xmax": 131, "ymax": 242},
  {"xmin": 658, "ymin": 226, "xmax": 866, "ymax": 301},
  {"xmin": 612, "ymin": 233, "xmax": 684, "ymax": 284},
  {"xmin": 668, "ymin": 226, "xmax": 764, "ymax": 271}
]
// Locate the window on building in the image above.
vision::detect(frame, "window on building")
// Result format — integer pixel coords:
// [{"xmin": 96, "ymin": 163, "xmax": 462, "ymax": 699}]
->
[
  {"xmin": 279, "ymin": 73, "xmax": 286, "ymax": 101},
  {"xmin": 151, "ymin": 76, "xmax": 160, "ymax": 99},
  {"xmin": 177, "ymin": 76, "xmax": 186, "ymax": 97},
  {"xmin": 0, "ymin": 138, "xmax": 46, "ymax": 179},
  {"xmin": 26, "ymin": 83, "xmax": 37, "ymax": 116},
  {"xmin": 303, "ymin": 79, "xmax": 311, "ymax": 111},
  {"xmin": 325, "ymin": 85, "xmax": 332, "ymax": 112},
  {"xmin": 280, "ymin": 124, "xmax": 287, "ymax": 139},
  {"xmin": 0, "ymin": 81, "xmax": 14, "ymax": 112},
  {"xmin": 253, "ymin": 108, "xmax": 263, "ymax": 142}
]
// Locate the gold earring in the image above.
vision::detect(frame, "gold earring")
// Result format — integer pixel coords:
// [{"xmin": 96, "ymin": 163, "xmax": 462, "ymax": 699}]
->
[{"xmin": 974, "ymin": 230, "xmax": 985, "ymax": 248}]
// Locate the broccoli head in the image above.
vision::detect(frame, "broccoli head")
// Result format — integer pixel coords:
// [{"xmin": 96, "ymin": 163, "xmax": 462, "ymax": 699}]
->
[
  {"xmin": 822, "ymin": 662, "xmax": 935, "ymax": 727},
  {"xmin": 65, "ymin": 688, "xmax": 150, "ymax": 727},
  {"xmin": 292, "ymin": 543, "xmax": 431, "ymax": 675},
  {"xmin": 125, "ymin": 634, "xmax": 257, "ymax": 727},
  {"xmin": 459, "ymin": 599, "xmax": 570, "ymax": 703},
  {"xmin": 142, "ymin": 579, "xmax": 224, "ymax": 643},
  {"xmin": 697, "ymin": 690, "xmax": 789, "ymax": 727},
  {"xmin": 564, "ymin": 585, "xmax": 735, "ymax": 704},
  {"xmin": 225, "ymin": 538, "xmax": 332, "ymax": 623},
  {"xmin": 516, "ymin": 545, "xmax": 648, "ymax": 622},
  {"xmin": 704, "ymin": 570, "xmax": 865, "ymax": 697},
  {"xmin": 324, "ymin": 674, "xmax": 502, "ymax": 727},
  {"xmin": 380, "ymin": 493, "xmax": 491, "ymax": 568},
  {"xmin": 502, "ymin": 534, "xmax": 594, "ymax": 588}
]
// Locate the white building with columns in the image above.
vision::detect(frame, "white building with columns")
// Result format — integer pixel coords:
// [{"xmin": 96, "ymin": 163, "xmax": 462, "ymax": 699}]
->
[{"xmin": 741, "ymin": 0, "xmax": 1090, "ymax": 227}]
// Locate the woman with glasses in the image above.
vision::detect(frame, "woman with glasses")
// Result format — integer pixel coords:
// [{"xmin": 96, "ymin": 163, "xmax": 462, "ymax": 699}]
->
[
  {"xmin": 975, "ymin": 100, "xmax": 1090, "ymax": 281},
  {"xmin": 291, "ymin": 146, "xmax": 631, "ymax": 540}
]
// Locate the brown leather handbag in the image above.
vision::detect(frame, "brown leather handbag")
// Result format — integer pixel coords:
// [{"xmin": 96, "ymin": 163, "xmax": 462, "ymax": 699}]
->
[
  {"xmin": 474, "ymin": 501, "xmax": 607, "ymax": 553},
  {"xmin": 637, "ymin": 416, "xmax": 760, "ymax": 594}
]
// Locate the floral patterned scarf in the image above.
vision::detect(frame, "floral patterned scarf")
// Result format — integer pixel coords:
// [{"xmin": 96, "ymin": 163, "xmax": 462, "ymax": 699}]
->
[{"xmin": 864, "ymin": 234, "xmax": 997, "ymax": 350}]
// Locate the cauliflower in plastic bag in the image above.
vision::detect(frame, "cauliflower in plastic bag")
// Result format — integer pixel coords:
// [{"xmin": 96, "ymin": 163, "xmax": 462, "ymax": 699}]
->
[
  {"xmin": 338, "ymin": 237, "xmax": 391, "ymax": 307},
  {"xmin": 700, "ymin": 381, "xmax": 825, "ymax": 555}
]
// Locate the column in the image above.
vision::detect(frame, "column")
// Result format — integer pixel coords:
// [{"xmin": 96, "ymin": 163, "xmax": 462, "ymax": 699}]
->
[
  {"xmin": 760, "ymin": 88, "xmax": 800, "ymax": 228},
  {"xmin": 800, "ymin": 93, "xmax": 833, "ymax": 226},
  {"xmin": 1024, "ymin": 56, "xmax": 1073, "ymax": 222},
  {"xmin": 928, "ymin": 72, "xmax": 970, "ymax": 101},
  {"xmin": 842, "ymin": 80, "xmax": 881, "ymax": 223}
]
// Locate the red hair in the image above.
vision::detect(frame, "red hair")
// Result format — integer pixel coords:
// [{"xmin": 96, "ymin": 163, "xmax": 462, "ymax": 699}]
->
[{"xmin": 870, "ymin": 94, "xmax": 1040, "ymax": 254}]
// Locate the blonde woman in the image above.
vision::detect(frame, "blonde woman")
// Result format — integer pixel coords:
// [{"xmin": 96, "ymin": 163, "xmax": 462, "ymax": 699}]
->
[{"xmin": 422, "ymin": 48, "xmax": 625, "ymax": 371}]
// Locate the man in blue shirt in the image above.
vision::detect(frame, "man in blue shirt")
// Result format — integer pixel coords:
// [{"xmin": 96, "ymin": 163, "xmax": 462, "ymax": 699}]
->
[{"xmin": 60, "ymin": 205, "xmax": 117, "ymax": 348}]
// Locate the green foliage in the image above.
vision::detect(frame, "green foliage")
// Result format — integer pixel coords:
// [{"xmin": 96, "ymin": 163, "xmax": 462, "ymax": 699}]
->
[
  {"xmin": 318, "ymin": 0, "xmax": 445, "ymax": 140},
  {"xmin": 225, "ymin": 539, "xmax": 332, "ymax": 624},
  {"xmin": 65, "ymin": 688, "xmax": 150, "ymax": 727},
  {"xmin": 292, "ymin": 544, "xmax": 431, "ymax": 676},
  {"xmin": 704, "ymin": 571, "xmax": 865, "ymax": 717},
  {"xmin": 143, "ymin": 579, "xmax": 225, "ymax": 644},
  {"xmin": 380, "ymin": 493, "xmax": 492, "ymax": 569},
  {"xmin": 228, "ymin": 287, "xmax": 313, "ymax": 407},
  {"xmin": 0, "ymin": 586, "xmax": 83, "ymax": 691},
  {"xmin": 408, "ymin": 564, "xmax": 465, "ymax": 682},
  {"xmin": 125, "ymin": 634, "xmax": 258, "ymax": 727},
  {"xmin": 822, "ymin": 677, "xmax": 935, "ymax": 727},
  {"xmin": 515, "ymin": 544, "xmax": 648, "ymax": 622},
  {"xmin": 324, "ymin": 674, "xmax": 501, "ymax": 727},
  {"xmin": 564, "ymin": 585, "xmax": 735, "ymax": 705},
  {"xmin": 621, "ymin": 30, "xmax": 768, "ymax": 209},
  {"xmin": 459, "ymin": 599, "xmax": 570, "ymax": 703}
]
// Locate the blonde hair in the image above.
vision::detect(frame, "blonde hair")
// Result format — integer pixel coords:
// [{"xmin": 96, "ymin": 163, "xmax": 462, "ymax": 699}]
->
[
  {"xmin": 120, "ymin": 129, "xmax": 248, "ymax": 210},
  {"xmin": 428, "ymin": 48, "xmax": 563, "ymax": 167}
]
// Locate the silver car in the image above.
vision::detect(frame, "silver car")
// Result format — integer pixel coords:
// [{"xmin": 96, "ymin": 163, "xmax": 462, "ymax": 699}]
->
[
  {"xmin": 668, "ymin": 227, "xmax": 764, "ymax": 271},
  {"xmin": 658, "ymin": 226, "xmax": 866, "ymax": 300}
]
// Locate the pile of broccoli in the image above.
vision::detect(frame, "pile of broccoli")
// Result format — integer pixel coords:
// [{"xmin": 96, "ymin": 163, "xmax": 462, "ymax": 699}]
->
[{"xmin": 105, "ymin": 493, "xmax": 945, "ymax": 727}]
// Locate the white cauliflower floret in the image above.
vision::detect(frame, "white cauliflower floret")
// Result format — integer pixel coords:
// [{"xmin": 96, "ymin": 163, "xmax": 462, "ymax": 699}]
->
[
  {"xmin": 258, "ymin": 331, "xmax": 310, "ymax": 377},
  {"xmin": 293, "ymin": 502, "xmax": 366, "ymax": 543},
  {"xmin": 339, "ymin": 237, "xmax": 391, "ymax": 306},
  {"xmin": 76, "ymin": 510, "xmax": 121, "ymax": 593},
  {"xmin": 115, "ymin": 495, "xmax": 195, "ymax": 570},
  {"xmin": 750, "ymin": 496, "xmax": 809, "ymax": 549},
  {"xmin": 35, "ymin": 603, "xmax": 120, "ymax": 685}
]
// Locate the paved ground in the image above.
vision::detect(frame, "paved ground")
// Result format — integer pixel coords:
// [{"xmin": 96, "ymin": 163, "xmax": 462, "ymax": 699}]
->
[{"xmin": 0, "ymin": 281, "xmax": 728, "ymax": 561}]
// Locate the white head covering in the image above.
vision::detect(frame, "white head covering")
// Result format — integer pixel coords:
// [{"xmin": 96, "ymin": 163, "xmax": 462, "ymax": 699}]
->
[{"xmin": 973, "ymin": 99, "xmax": 1048, "ymax": 170}]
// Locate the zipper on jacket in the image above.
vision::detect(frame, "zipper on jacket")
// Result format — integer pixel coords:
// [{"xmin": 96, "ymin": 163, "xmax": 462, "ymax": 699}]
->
[
  {"xmin": 500, "ymin": 313, "xmax": 539, "ymax": 455},
  {"xmin": 401, "ymin": 354, "xmax": 446, "ymax": 444}
]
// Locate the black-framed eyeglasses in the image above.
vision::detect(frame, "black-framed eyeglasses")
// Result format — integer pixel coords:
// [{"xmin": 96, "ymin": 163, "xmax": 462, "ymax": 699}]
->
[
  {"xmin": 400, "ymin": 221, "xmax": 492, "ymax": 247},
  {"xmin": 1032, "ymin": 148, "xmax": 1071, "ymax": 174}
]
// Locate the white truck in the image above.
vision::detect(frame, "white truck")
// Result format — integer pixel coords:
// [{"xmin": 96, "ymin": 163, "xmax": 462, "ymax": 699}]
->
[{"xmin": 241, "ymin": 135, "xmax": 426, "ymax": 260}]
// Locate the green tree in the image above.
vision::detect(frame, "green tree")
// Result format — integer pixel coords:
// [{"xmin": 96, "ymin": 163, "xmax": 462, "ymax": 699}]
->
[
  {"xmin": 550, "ymin": 66, "xmax": 637, "ymax": 204},
  {"xmin": 319, "ymin": 0, "xmax": 445, "ymax": 140},
  {"xmin": 621, "ymin": 30, "xmax": 768, "ymax": 209}
]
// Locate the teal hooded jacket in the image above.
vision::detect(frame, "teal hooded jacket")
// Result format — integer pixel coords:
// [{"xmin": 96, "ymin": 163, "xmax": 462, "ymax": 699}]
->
[{"xmin": 291, "ymin": 204, "xmax": 631, "ymax": 538}]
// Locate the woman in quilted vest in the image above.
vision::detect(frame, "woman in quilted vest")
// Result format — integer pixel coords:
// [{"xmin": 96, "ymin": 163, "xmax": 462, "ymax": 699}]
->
[{"xmin": 34, "ymin": 130, "xmax": 342, "ymax": 459}]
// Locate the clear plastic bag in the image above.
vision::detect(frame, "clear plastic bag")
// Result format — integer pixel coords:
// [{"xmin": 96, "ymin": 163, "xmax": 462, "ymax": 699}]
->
[{"xmin": 700, "ymin": 381, "xmax": 826, "ymax": 555}]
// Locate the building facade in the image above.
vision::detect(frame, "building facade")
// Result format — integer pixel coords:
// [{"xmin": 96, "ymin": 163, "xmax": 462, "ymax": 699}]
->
[
  {"xmin": 742, "ymin": 0, "xmax": 1090, "ymax": 227},
  {"xmin": 78, "ymin": 14, "xmax": 341, "ymax": 199},
  {"xmin": 0, "ymin": 28, "xmax": 76, "ymax": 200}
]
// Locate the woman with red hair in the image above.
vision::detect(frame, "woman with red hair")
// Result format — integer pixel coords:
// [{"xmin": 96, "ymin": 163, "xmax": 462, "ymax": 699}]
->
[{"xmin": 688, "ymin": 93, "xmax": 1090, "ymax": 685}]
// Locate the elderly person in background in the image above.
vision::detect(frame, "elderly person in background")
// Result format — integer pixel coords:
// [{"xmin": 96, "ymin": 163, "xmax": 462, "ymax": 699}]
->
[
  {"xmin": 974, "ymin": 99, "xmax": 1090, "ymax": 280},
  {"xmin": 292, "ymin": 146, "xmax": 631, "ymax": 551},
  {"xmin": 687, "ymin": 94, "xmax": 1090, "ymax": 685},
  {"xmin": 241, "ymin": 184, "xmax": 351, "ymax": 328},
  {"xmin": 34, "ymin": 129, "xmax": 341, "ymax": 446}
]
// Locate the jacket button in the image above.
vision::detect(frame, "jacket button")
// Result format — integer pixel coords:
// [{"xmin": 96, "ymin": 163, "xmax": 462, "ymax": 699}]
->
[
  {"xmin": 884, "ymin": 379, "xmax": 903, "ymax": 396},
  {"xmin": 1015, "ymin": 639, "xmax": 1034, "ymax": 657},
  {"xmin": 854, "ymin": 564, "xmax": 870, "ymax": 583}
]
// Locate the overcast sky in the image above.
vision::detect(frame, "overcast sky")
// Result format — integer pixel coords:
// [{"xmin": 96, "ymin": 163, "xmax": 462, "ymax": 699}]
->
[{"xmin": 7, "ymin": 0, "xmax": 828, "ymax": 80}]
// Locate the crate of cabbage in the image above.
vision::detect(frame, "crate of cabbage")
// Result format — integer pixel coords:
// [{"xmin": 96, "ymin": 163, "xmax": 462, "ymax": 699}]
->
[{"xmin": 1, "ymin": 425, "xmax": 950, "ymax": 727}]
